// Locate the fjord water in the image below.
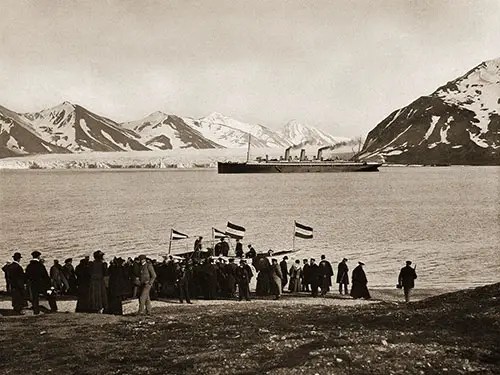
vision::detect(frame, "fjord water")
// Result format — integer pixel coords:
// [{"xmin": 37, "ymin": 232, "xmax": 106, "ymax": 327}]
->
[{"xmin": 1, "ymin": 167, "xmax": 499, "ymax": 290}]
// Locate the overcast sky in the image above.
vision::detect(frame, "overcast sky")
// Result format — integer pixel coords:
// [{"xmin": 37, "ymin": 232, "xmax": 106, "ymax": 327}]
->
[{"xmin": 1, "ymin": 0, "xmax": 498, "ymax": 137}]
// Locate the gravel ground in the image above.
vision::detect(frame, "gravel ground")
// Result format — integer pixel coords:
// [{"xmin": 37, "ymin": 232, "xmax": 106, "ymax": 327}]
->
[{"xmin": 1, "ymin": 285, "xmax": 498, "ymax": 375}]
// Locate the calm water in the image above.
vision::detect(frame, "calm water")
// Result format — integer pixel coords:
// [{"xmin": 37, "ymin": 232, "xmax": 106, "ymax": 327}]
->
[{"xmin": 1, "ymin": 167, "xmax": 499, "ymax": 290}]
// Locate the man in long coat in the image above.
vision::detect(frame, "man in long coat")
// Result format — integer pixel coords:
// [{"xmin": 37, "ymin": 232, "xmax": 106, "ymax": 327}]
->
[
  {"xmin": 309, "ymin": 258, "xmax": 321, "ymax": 297},
  {"xmin": 336, "ymin": 258, "xmax": 349, "ymax": 295},
  {"xmin": 225, "ymin": 258, "xmax": 238, "ymax": 298},
  {"xmin": 235, "ymin": 239, "xmax": 243, "ymax": 258},
  {"xmin": 270, "ymin": 258, "xmax": 283, "ymax": 299},
  {"xmin": 319, "ymin": 255, "xmax": 334, "ymax": 296},
  {"xmin": 8, "ymin": 252, "xmax": 25, "ymax": 314},
  {"xmin": 398, "ymin": 260, "xmax": 417, "ymax": 302},
  {"xmin": 279, "ymin": 256, "xmax": 289, "ymax": 292},
  {"xmin": 350, "ymin": 262, "xmax": 370, "ymax": 299},
  {"xmin": 25, "ymin": 251, "xmax": 53, "ymax": 315},
  {"xmin": 301, "ymin": 259, "xmax": 311, "ymax": 292}
]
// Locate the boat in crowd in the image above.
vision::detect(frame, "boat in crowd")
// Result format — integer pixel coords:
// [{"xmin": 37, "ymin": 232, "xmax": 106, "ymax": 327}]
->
[{"xmin": 218, "ymin": 146, "xmax": 381, "ymax": 173}]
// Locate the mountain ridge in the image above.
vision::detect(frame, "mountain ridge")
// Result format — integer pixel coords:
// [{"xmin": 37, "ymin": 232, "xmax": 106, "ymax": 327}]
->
[
  {"xmin": 359, "ymin": 57, "xmax": 500, "ymax": 165},
  {"xmin": 0, "ymin": 102, "xmax": 350, "ymax": 158}
]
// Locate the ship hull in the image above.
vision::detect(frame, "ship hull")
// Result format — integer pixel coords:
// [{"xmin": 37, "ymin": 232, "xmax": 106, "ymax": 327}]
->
[{"xmin": 218, "ymin": 161, "xmax": 381, "ymax": 173}]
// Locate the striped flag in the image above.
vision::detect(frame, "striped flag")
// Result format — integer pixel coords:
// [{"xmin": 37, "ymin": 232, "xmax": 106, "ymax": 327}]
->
[
  {"xmin": 171, "ymin": 229, "xmax": 189, "ymax": 240},
  {"xmin": 294, "ymin": 221, "xmax": 313, "ymax": 239},
  {"xmin": 212, "ymin": 227, "xmax": 226, "ymax": 239},
  {"xmin": 225, "ymin": 222, "xmax": 246, "ymax": 240}
]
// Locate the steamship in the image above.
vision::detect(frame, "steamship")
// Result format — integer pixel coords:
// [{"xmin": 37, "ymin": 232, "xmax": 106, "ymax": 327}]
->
[{"xmin": 217, "ymin": 146, "xmax": 381, "ymax": 174}]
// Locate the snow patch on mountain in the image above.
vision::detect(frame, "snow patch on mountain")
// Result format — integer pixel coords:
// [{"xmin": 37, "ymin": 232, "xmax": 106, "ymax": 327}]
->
[
  {"xmin": 187, "ymin": 112, "xmax": 289, "ymax": 148},
  {"xmin": 22, "ymin": 102, "xmax": 78, "ymax": 149},
  {"xmin": 436, "ymin": 58, "xmax": 500, "ymax": 133},
  {"xmin": 123, "ymin": 112, "xmax": 221, "ymax": 150},
  {"xmin": 423, "ymin": 116, "xmax": 440, "ymax": 141},
  {"xmin": 359, "ymin": 57, "xmax": 500, "ymax": 165},
  {"xmin": 278, "ymin": 120, "xmax": 351, "ymax": 147}
]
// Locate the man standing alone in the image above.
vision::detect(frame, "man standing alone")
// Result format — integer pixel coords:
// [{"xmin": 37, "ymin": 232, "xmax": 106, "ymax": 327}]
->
[
  {"xmin": 398, "ymin": 261, "xmax": 417, "ymax": 302},
  {"xmin": 337, "ymin": 258, "xmax": 349, "ymax": 295},
  {"xmin": 9, "ymin": 252, "xmax": 25, "ymax": 314},
  {"xmin": 138, "ymin": 255, "xmax": 156, "ymax": 315}
]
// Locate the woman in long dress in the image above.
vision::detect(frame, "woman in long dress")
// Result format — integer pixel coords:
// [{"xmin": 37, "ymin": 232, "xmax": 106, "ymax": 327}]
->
[
  {"xmin": 87, "ymin": 250, "xmax": 109, "ymax": 313},
  {"xmin": 288, "ymin": 260, "xmax": 302, "ymax": 293},
  {"xmin": 350, "ymin": 262, "xmax": 371, "ymax": 299},
  {"xmin": 106, "ymin": 257, "xmax": 129, "ymax": 315}
]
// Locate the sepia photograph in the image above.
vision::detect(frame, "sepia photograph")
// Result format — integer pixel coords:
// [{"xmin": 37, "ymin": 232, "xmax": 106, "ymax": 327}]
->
[{"xmin": 0, "ymin": 0, "xmax": 499, "ymax": 374}]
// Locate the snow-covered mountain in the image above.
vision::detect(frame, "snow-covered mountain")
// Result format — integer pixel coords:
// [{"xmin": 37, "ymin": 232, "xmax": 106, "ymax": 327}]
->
[
  {"xmin": 184, "ymin": 112, "xmax": 290, "ymax": 148},
  {"xmin": 0, "ymin": 105, "xmax": 69, "ymax": 158},
  {"xmin": 359, "ymin": 58, "xmax": 500, "ymax": 165},
  {"xmin": 122, "ymin": 111, "xmax": 221, "ymax": 150},
  {"xmin": 278, "ymin": 120, "xmax": 351, "ymax": 147},
  {"xmin": 22, "ymin": 102, "xmax": 150, "ymax": 152},
  {"xmin": 0, "ymin": 102, "xmax": 350, "ymax": 160}
]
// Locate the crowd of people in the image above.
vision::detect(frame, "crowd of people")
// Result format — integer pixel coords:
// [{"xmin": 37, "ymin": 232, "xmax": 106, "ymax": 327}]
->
[{"xmin": 2, "ymin": 242, "xmax": 417, "ymax": 316}]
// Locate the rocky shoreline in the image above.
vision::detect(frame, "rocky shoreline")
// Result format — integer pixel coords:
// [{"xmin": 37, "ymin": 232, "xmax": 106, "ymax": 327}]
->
[{"xmin": 1, "ymin": 284, "xmax": 499, "ymax": 374}]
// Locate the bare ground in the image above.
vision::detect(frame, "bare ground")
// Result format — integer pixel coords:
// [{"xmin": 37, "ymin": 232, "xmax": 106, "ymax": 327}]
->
[{"xmin": 0, "ymin": 284, "xmax": 499, "ymax": 375}]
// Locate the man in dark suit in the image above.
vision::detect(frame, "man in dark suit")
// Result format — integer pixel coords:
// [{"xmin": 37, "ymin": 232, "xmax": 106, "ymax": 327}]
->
[
  {"xmin": 9, "ymin": 252, "xmax": 25, "ymax": 314},
  {"xmin": 301, "ymin": 259, "xmax": 311, "ymax": 292},
  {"xmin": 398, "ymin": 260, "xmax": 417, "ymax": 302},
  {"xmin": 236, "ymin": 260, "xmax": 252, "ymax": 301},
  {"xmin": 336, "ymin": 258, "xmax": 349, "ymax": 295},
  {"xmin": 319, "ymin": 255, "xmax": 334, "ymax": 296},
  {"xmin": 25, "ymin": 251, "xmax": 53, "ymax": 315},
  {"xmin": 309, "ymin": 258, "xmax": 321, "ymax": 297},
  {"xmin": 235, "ymin": 239, "xmax": 243, "ymax": 258}
]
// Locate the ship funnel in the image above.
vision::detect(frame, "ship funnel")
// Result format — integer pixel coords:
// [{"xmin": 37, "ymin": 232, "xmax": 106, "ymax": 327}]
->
[
  {"xmin": 317, "ymin": 149, "xmax": 322, "ymax": 160},
  {"xmin": 284, "ymin": 147, "xmax": 291, "ymax": 161},
  {"xmin": 300, "ymin": 149, "xmax": 306, "ymax": 161},
  {"xmin": 317, "ymin": 146, "xmax": 330, "ymax": 160}
]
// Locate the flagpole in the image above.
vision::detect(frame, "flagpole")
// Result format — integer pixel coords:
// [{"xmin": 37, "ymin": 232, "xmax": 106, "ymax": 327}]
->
[
  {"xmin": 292, "ymin": 221, "xmax": 296, "ymax": 252},
  {"xmin": 168, "ymin": 229, "xmax": 172, "ymax": 255}
]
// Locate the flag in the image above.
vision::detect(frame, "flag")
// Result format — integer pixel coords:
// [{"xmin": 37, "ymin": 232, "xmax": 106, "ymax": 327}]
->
[
  {"xmin": 212, "ymin": 227, "xmax": 226, "ymax": 239},
  {"xmin": 225, "ymin": 222, "xmax": 246, "ymax": 240},
  {"xmin": 171, "ymin": 229, "xmax": 189, "ymax": 240},
  {"xmin": 294, "ymin": 221, "xmax": 313, "ymax": 239}
]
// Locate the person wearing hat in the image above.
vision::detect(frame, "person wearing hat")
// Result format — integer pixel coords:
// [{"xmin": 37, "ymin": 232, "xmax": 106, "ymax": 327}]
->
[
  {"xmin": 270, "ymin": 258, "xmax": 283, "ymax": 300},
  {"xmin": 245, "ymin": 244, "xmax": 256, "ymax": 259},
  {"xmin": 137, "ymin": 254, "xmax": 156, "ymax": 315},
  {"xmin": 8, "ymin": 252, "xmax": 25, "ymax": 314},
  {"xmin": 350, "ymin": 261, "xmax": 371, "ymax": 299},
  {"xmin": 336, "ymin": 258, "xmax": 349, "ymax": 295},
  {"xmin": 301, "ymin": 258, "xmax": 311, "ymax": 292},
  {"xmin": 88, "ymin": 250, "xmax": 108, "ymax": 313},
  {"xmin": 25, "ymin": 251, "xmax": 53, "ymax": 314},
  {"xmin": 62, "ymin": 258, "xmax": 77, "ymax": 295},
  {"xmin": 236, "ymin": 259, "xmax": 252, "ymax": 301},
  {"xmin": 235, "ymin": 239, "xmax": 243, "ymax": 258},
  {"xmin": 175, "ymin": 261, "xmax": 192, "ymax": 304},
  {"xmin": 319, "ymin": 255, "xmax": 334, "ymax": 297},
  {"xmin": 309, "ymin": 258, "xmax": 321, "ymax": 297},
  {"xmin": 279, "ymin": 256, "xmax": 289, "ymax": 292},
  {"xmin": 398, "ymin": 261, "xmax": 417, "ymax": 302}
]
